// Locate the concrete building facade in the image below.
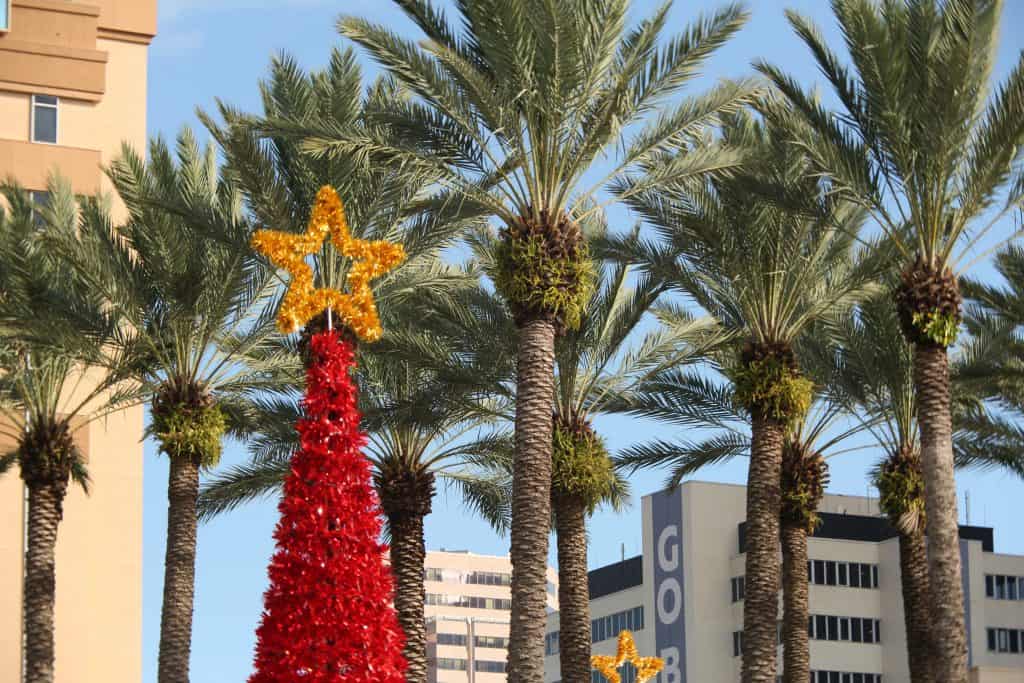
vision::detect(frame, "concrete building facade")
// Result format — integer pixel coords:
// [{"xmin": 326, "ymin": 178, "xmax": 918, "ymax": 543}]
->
[
  {"xmin": 0, "ymin": 2, "xmax": 156, "ymax": 682},
  {"xmin": 544, "ymin": 481, "xmax": 1024, "ymax": 683},
  {"xmin": 426, "ymin": 549, "xmax": 559, "ymax": 683}
]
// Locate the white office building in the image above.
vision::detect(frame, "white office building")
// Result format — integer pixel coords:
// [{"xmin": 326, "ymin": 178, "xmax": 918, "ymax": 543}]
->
[
  {"xmin": 543, "ymin": 480, "xmax": 1024, "ymax": 683},
  {"xmin": 426, "ymin": 549, "xmax": 559, "ymax": 682}
]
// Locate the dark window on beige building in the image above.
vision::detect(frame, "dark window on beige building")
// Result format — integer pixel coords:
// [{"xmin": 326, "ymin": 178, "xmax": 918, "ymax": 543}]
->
[{"xmin": 31, "ymin": 95, "xmax": 58, "ymax": 144}]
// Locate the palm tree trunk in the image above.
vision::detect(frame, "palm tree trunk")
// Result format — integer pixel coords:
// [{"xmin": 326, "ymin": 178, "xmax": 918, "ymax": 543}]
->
[
  {"xmin": 780, "ymin": 521, "xmax": 808, "ymax": 683},
  {"xmin": 24, "ymin": 483, "xmax": 64, "ymax": 683},
  {"xmin": 158, "ymin": 455, "xmax": 200, "ymax": 683},
  {"xmin": 898, "ymin": 526, "xmax": 934, "ymax": 683},
  {"xmin": 554, "ymin": 495, "xmax": 590, "ymax": 683},
  {"xmin": 386, "ymin": 508, "xmax": 429, "ymax": 683},
  {"xmin": 508, "ymin": 317, "xmax": 556, "ymax": 683},
  {"xmin": 742, "ymin": 413, "xmax": 784, "ymax": 683},
  {"xmin": 913, "ymin": 343, "xmax": 968, "ymax": 680}
]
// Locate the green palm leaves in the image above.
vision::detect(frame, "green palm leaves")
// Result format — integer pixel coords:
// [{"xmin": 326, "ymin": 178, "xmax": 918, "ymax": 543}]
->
[
  {"xmin": 334, "ymin": 0, "xmax": 757, "ymax": 225},
  {"xmin": 760, "ymin": 3, "xmax": 1024, "ymax": 677}
]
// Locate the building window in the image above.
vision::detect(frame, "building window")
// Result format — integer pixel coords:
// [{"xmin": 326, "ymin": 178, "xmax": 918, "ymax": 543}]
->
[
  {"xmin": 474, "ymin": 660, "xmax": 507, "ymax": 673},
  {"xmin": 425, "ymin": 593, "xmax": 511, "ymax": 610},
  {"xmin": 732, "ymin": 631, "xmax": 742, "ymax": 657},
  {"xmin": 28, "ymin": 191, "xmax": 50, "ymax": 228},
  {"xmin": 31, "ymin": 95, "xmax": 58, "ymax": 144},
  {"xmin": 545, "ymin": 631, "xmax": 560, "ymax": 656},
  {"xmin": 809, "ymin": 560, "xmax": 878, "ymax": 589},
  {"xmin": 424, "ymin": 568, "xmax": 514, "ymax": 586},
  {"xmin": 436, "ymin": 657, "xmax": 467, "ymax": 670},
  {"xmin": 591, "ymin": 606, "xmax": 644, "ymax": 644},
  {"xmin": 475, "ymin": 635, "xmax": 508, "ymax": 649},
  {"xmin": 731, "ymin": 576, "xmax": 745, "ymax": 602},
  {"xmin": 812, "ymin": 672, "xmax": 881, "ymax": 683},
  {"xmin": 808, "ymin": 614, "xmax": 880, "ymax": 644},
  {"xmin": 593, "ymin": 664, "xmax": 637, "ymax": 683},
  {"xmin": 467, "ymin": 570, "xmax": 512, "ymax": 586},
  {"xmin": 986, "ymin": 627, "xmax": 1024, "ymax": 654},
  {"xmin": 985, "ymin": 575, "xmax": 1024, "ymax": 601},
  {"xmin": 1, "ymin": 0, "xmax": 10, "ymax": 32},
  {"xmin": 436, "ymin": 633, "xmax": 467, "ymax": 646}
]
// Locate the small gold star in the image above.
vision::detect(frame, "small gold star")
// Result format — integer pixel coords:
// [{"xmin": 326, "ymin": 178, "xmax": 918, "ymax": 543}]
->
[
  {"xmin": 251, "ymin": 186, "xmax": 406, "ymax": 341},
  {"xmin": 591, "ymin": 630, "xmax": 664, "ymax": 683}
]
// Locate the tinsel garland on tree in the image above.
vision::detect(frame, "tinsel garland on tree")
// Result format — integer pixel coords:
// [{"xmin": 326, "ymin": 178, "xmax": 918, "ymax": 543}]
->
[{"xmin": 248, "ymin": 330, "xmax": 406, "ymax": 682}]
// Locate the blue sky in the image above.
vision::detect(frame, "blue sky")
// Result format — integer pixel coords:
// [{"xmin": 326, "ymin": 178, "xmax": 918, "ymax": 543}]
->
[{"xmin": 143, "ymin": 1, "xmax": 1024, "ymax": 681}]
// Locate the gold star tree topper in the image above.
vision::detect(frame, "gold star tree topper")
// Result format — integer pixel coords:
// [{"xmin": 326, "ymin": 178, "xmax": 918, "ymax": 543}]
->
[
  {"xmin": 250, "ymin": 186, "xmax": 406, "ymax": 341},
  {"xmin": 591, "ymin": 630, "xmax": 664, "ymax": 683}
]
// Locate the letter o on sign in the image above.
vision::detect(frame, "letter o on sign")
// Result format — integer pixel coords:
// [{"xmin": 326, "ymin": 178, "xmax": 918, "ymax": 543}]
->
[{"xmin": 657, "ymin": 577, "xmax": 682, "ymax": 625}]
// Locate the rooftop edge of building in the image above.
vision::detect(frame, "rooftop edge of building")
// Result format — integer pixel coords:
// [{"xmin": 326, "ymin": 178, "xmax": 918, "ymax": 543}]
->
[
  {"xmin": 739, "ymin": 511, "xmax": 996, "ymax": 553},
  {"xmin": 588, "ymin": 555, "xmax": 643, "ymax": 601}
]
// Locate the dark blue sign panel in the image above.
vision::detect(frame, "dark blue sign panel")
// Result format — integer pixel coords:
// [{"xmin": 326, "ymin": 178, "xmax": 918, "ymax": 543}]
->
[{"xmin": 651, "ymin": 487, "xmax": 685, "ymax": 683}]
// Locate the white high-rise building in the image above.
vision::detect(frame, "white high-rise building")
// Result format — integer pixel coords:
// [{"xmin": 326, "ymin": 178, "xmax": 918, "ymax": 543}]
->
[
  {"xmin": 426, "ymin": 549, "xmax": 559, "ymax": 682},
  {"xmin": 543, "ymin": 480, "xmax": 1024, "ymax": 683}
]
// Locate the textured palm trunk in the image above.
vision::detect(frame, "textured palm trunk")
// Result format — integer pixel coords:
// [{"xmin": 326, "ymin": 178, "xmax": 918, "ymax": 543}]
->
[
  {"xmin": 898, "ymin": 525, "xmax": 935, "ymax": 683},
  {"xmin": 554, "ymin": 495, "xmax": 590, "ymax": 683},
  {"xmin": 780, "ymin": 522, "xmax": 809, "ymax": 683},
  {"xmin": 913, "ymin": 343, "xmax": 968, "ymax": 681},
  {"xmin": 386, "ymin": 509, "xmax": 429, "ymax": 683},
  {"xmin": 158, "ymin": 455, "xmax": 201, "ymax": 683},
  {"xmin": 742, "ymin": 414, "xmax": 784, "ymax": 683},
  {"xmin": 24, "ymin": 483, "xmax": 64, "ymax": 683},
  {"xmin": 508, "ymin": 317, "xmax": 556, "ymax": 683}
]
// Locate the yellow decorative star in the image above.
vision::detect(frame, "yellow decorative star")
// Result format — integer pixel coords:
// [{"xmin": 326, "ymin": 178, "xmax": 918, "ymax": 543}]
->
[
  {"xmin": 250, "ymin": 185, "xmax": 406, "ymax": 341},
  {"xmin": 591, "ymin": 630, "xmax": 664, "ymax": 683}
]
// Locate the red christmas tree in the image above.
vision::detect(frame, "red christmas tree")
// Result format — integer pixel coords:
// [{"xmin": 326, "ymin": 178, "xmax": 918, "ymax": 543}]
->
[{"xmin": 249, "ymin": 330, "xmax": 406, "ymax": 682}]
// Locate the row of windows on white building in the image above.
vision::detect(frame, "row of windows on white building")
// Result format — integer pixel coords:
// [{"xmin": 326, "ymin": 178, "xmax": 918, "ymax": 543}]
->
[
  {"xmin": 434, "ymin": 657, "xmax": 506, "ymax": 673},
  {"xmin": 425, "ymin": 568, "xmax": 512, "ymax": 586},
  {"xmin": 731, "ymin": 561, "xmax": 880, "ymax": 603},
  {"xmin": 987, "ymin": 627, "xmax": 1024, "ymax": 654},
  {"xmin": 545, "ymin": 606, "xmax": 645, "ymax": 656},
  {"xmin": 733, "ymin": 615, "xmax": 882, "ymax": 658},
  {"xmin": 426, "ymin": 593, "xmax": 511, "ymax": 610},
  {"xmin": 985, "ymin": 573, "xmax": 1024, "ymax": 601},
  {"xmin": 435, "ymin": 633, "xmax": 509, "ymax": 649}
]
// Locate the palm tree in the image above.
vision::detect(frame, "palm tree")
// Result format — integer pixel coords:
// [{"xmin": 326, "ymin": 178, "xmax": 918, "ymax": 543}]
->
[
  {"xmin": 317, "ymin": 3, "xmax": 757, "ymax": 675},
  {"xmin": 758, "ymin": 3, "xmax": 1024, "ymax": 675},
  {"xmin": 821, "ymin": 286, "xmax": 1024, "ymax": 683},
  {"xmin": 614, "ymin": 375, "xmax": 857, "ymax": 683},
  {"xmin": 607, "ymin": 113, "xmax": 879, "ymax": 682},
  {"xmin": 541, "ymin": 225, "xmax": 707, "ymax": 683},
  {"xmin": 0, "ymin": 180, "xmax": 138, "ymax": 683},
  {"xmin": 778, "ymin": 418, "xmax": 830, "ymax": 683},
  {"xmin": 200, "ymin": 51, "xmax": 492, "ymax": 681},
  {"xmin": 197, "ymin": 286, "xmax": 518, "ymax": 682},
  {"xmin": 339, "ymin": 217, "xmax": 702, "ymax": 683},
  {"xmin": 814, "ymin": 296, "xmax": 934, "ymax": 683},
  {"xmin": 44, "ymin": 133, "xmax": 293, "ymax": 683}
]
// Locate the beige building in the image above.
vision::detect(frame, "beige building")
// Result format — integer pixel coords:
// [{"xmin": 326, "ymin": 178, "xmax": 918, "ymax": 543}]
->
[
  {"xmin": 426, "ymin": 549, "xmax": 559, "ymax": 682},
  {"xmin": 0, "ymin": 2, "xmax": 156, "ymax": 682},
  {"xmin": 544, "ymin": 481, "xmax": 1024, "ymax": 683}
]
